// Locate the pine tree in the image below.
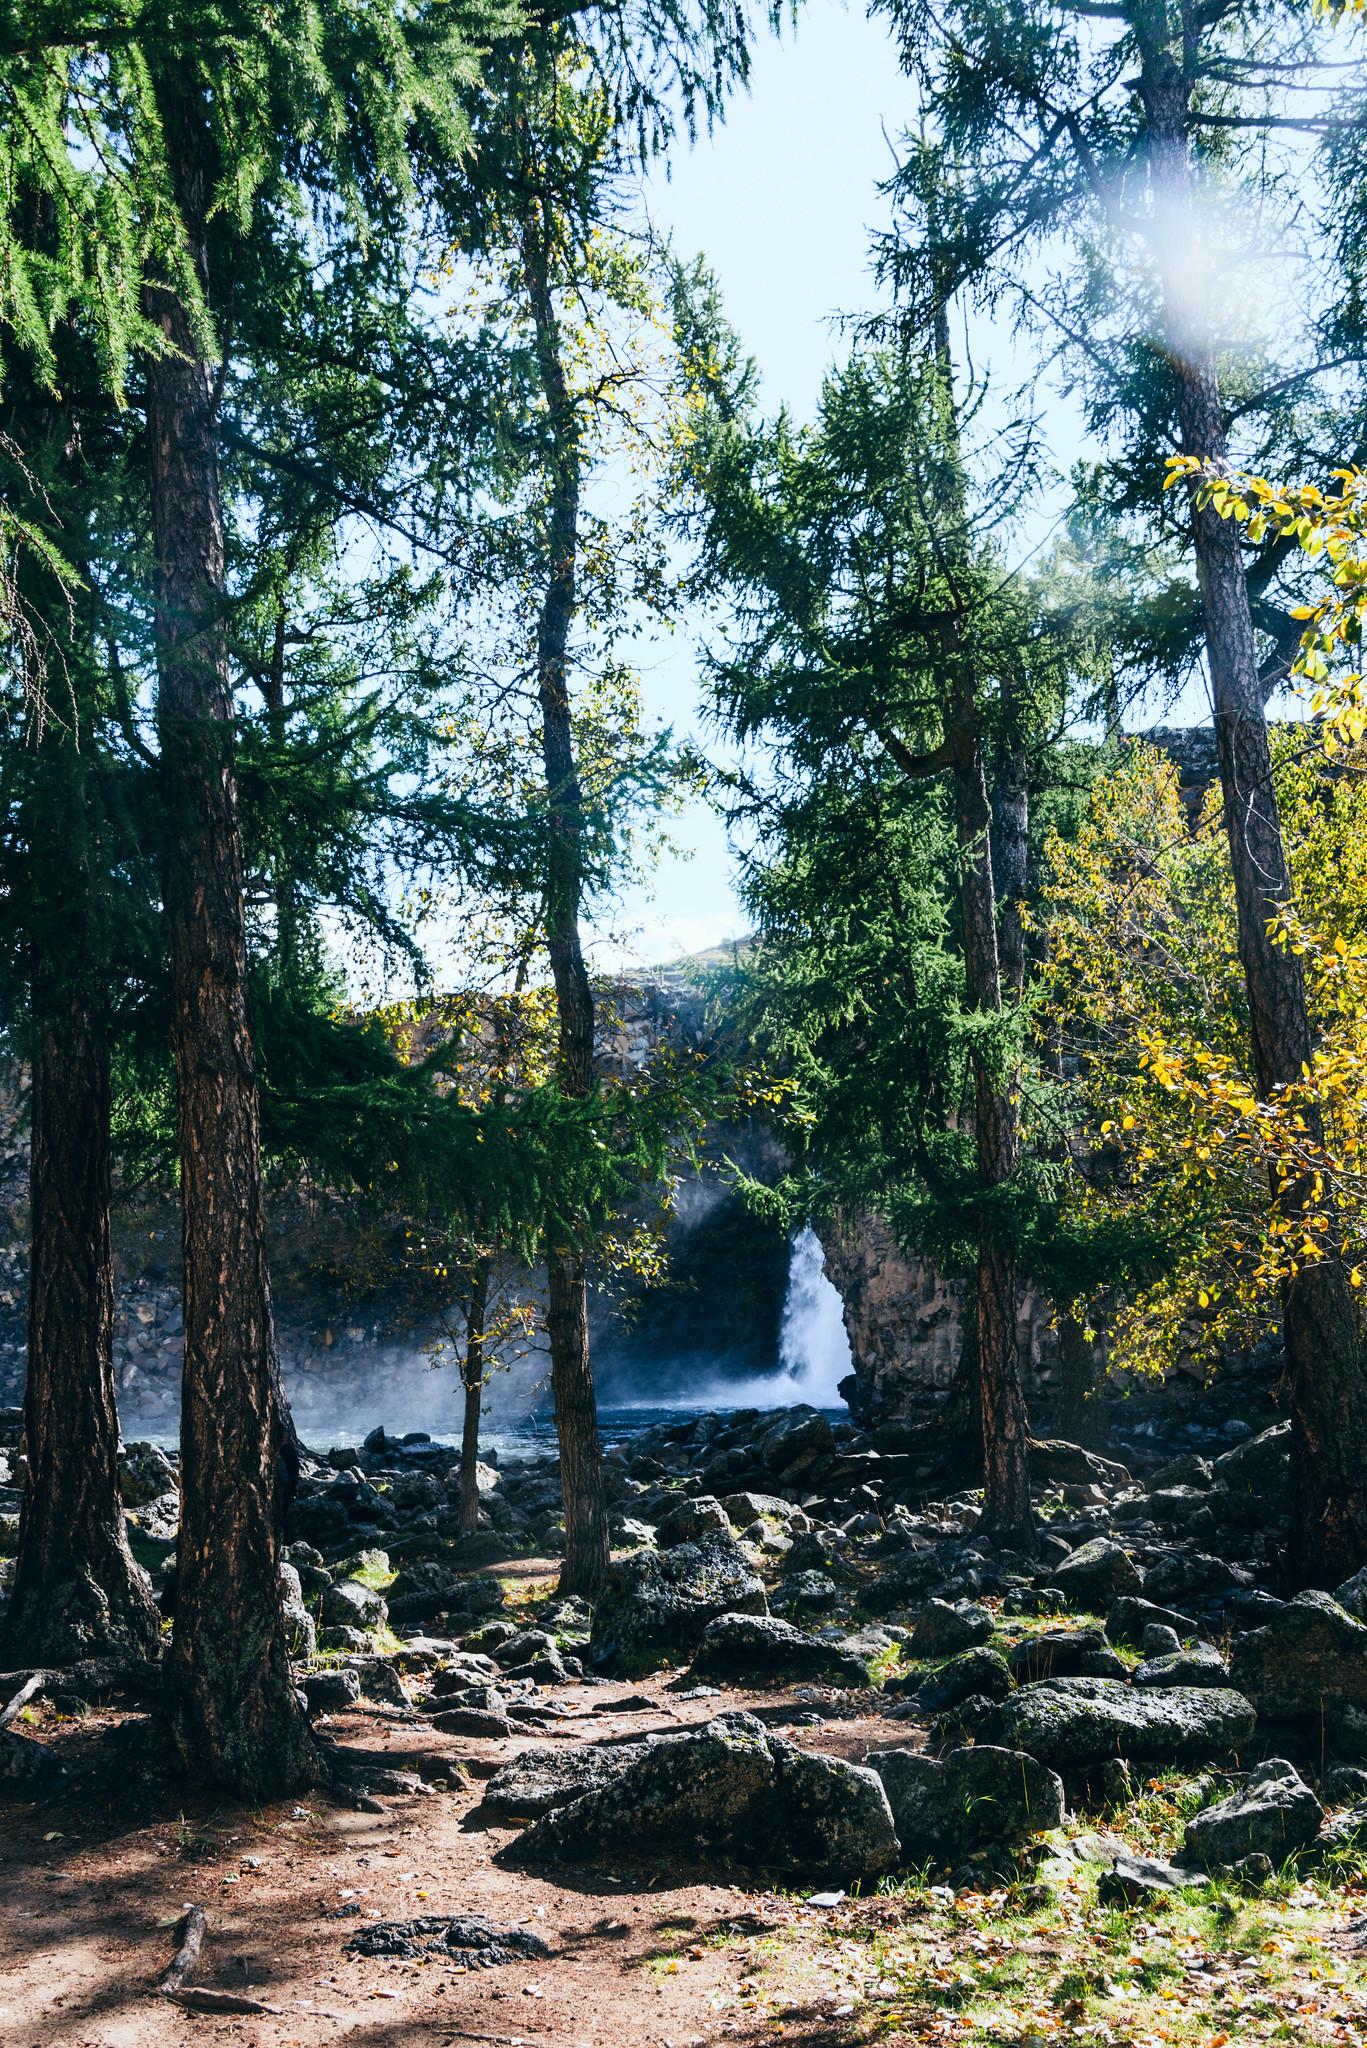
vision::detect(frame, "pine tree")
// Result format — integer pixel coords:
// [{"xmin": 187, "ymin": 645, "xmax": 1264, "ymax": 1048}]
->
[
  {"xmin": 674, "ymin": 285, "xmax": 1091, "ymax": 1548},
  {"xmin": 875, "ymin": 0, "xmax": 1367, "ymax": 1579},
  {"xmin": 0, "ymin": 325, "xmax": 160, "ymax": 1664}
]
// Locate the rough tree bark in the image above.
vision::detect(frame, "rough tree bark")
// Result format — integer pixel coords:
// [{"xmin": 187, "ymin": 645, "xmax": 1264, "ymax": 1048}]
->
[
  {"xmin": 5, "ymin": 937, "xmax": 159, "ymax": 1663},
  {"xmin": 519, "ymin": 190, "xmax": 610, "ymax": 1600},
  {"xmin": 952, "ymin": 700, "xmax": 1036, "ymax": 1549},
  {"xmin": 1142, "ymin": 42, "xmax": 1367, "ymax": 1583},
  {"xmin": 145, "ymin": 70, "xmax": 316, "ymax": 1792},
  {"xmin": 991, "ymin": 704, "xmax": 1030, "ymax": 1008},
  {"xmin": 458, "ymin": 1259, "xmax": 490, "ymax": 1536},
  {"xmin": 892, "ymin": 293, "xmax": 1036, "ymax": 1548},
  {"xmin": 0, "ymin": 323, "xmax": 159, "ymax": 1665}
]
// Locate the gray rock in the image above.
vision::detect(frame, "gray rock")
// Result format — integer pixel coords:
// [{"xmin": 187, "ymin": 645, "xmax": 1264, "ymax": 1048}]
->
[
  {"xmin": 1184, "ymin": 1760, "xmax": 1323, "ymax": 1865},
  {"xmin": 1230, "ymin": 1591, "xmax": 1367, "ymax": 1717},
  {"xmin": 1052, "ymin": 1538, "xmax": 1143, "ymax": 1607},
  {"xmin": 726, "ymin": 1492, "xmax": 809, "ymax": 1530},
  {"xmin": 513, "ymin": 1713, "xmax": 898, "ymax": 1880},
  {"xmin": 773, "ymin": 1570, "xmax": 839, "ymax": 1618},
  {"xmin": 760, "ymin": 1408, "xmax": 836, "ymax": 1479},
  {"xmin": 483, "ymin": 1740, "xmax": 650, "ymax": 1817},
  {"xmin": 1007, "ymin": 1629, "xmax": 1126, "ymax": 1684},
  {"xmin": 692, "ymin": 1614, "xmax": 870, "ymax": 1687},
  {"xmin": 388, "ymin": 1565, "xmax": 505, "ymax": 1628},
  {"xmin": 432, "ymin": 1707, "xmax": 516, "ymax": 1738},
  {"xmin": 464, "ymin": 1619, "xmax": 518, "ymax": 1652},
  {"xmin": 0, "ymin": 1728, "xmax": 65, "ymax": 1787},
  {"xmin": 1134, "ymin": 1644, "xmax": 1230, "ymax": 1689},
  {"xmin": 1142, "ymin": 1624, "xmax": 1182, "ymax": 1658},
  {"xmin": 346, "ymin": 1656, "xmax": 411, "ymax": 1707},
  {"xmin": 589, "ymin": 1531, "xmax": 767, "ymax": 1672},
  {"xmin": 1107, "ymin": 1596, "xmax": 1200, "ymax": 1645},
  {"xmin": 991, "ymin": 1676, "xmax": 1256, "ymax": 1769},
  {"xmin": 1097, "ymin": 1850, "xmax": 1208, "ymax": 1903},
  {"xmin": 118, "ymin": 1440, "xmax": 177, "ymax": 1507},
  {"xmin": 318, "ymin": 1624, "xmax": 371, "ymax": 1653},
  {"xmin": 910, "ymin": 1600, "xmax": 995, "ymax": 1657},
  {"xmin": 1212, "ymin": 1421, "xmax": 1290, "ymax": 1495},
  {"xmin": 1144, "ymin": 1551, "xmax": 1241, "ymax": 1605},
  {"xmin": 280, "ymin": 1560, "xmax": 317, "ymax": 1661},
  {"xmin": 320, "ymin": 1577, "xmax": 388, "ymax": 1631},
  {"xmin": 1324, "ymin": 1765, "xmax": 1367, "ymax": 1804},
  {"xmin": 303, "ymin": 1667, "xmax": 362, "ymax": 1713},
  {"xmin": 1148, "ymin": 1486, "xmax": 1215, "ymax": 1530},
  {"xmin": 492, "ymin": 1628, "xmax": 557, "ymax": 1668},
  {"xmin": 916, "ymin": 1647, "xmax": 1012, "ymax": 1713},
  {"xmin": 1315, "ymin": 1799, "xmax": 1367, "ymax": 1858},
  {"xmin": 1335, "ymin": 1567, "xmax": 1367, "ymax": 1623},
  {"xmin": 870, "ymin": 1744, "xmax": 1064, "ymax": 1857},
  {"xmin": 656, "ymin": 1494, "xmax": 732, "ymax": 1547},
  {"xmin": 1028, "ymin": 1440, "xmax": 1132, "ymax": 1489}
]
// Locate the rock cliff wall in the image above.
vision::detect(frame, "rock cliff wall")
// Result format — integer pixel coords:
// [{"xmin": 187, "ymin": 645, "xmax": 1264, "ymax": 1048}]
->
[{"xmin": 822, "ymin": 1212, "xmax": 1079, "ymax": 1429}]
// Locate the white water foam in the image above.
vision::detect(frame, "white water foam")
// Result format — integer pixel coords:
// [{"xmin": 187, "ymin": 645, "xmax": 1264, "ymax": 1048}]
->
[{"xmin": 677, "ymin": 1224, "xmax": 852, "ymax": 1411}]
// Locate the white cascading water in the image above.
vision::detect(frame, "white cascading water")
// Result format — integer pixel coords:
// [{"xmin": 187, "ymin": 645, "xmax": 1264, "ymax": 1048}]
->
[{"xmin": 685, "ymin": 1223, "xmax": 851, "ymax": 1409}]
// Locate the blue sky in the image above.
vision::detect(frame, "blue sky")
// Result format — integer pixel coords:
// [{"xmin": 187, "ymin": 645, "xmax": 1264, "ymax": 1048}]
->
[{"xmin": 589, "ymin": 3, "xmax": 920, "ymax": 971}]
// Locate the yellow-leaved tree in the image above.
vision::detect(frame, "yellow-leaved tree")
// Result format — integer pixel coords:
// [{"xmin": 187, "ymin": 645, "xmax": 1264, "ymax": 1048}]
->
[
  {"xmin": 1036, "ymin": 737, "xmax": 1367, "ymax": 1379},
  {"xmin": 1038, "ymin": 459, "xmax": 1367, "ymax": 1391}
]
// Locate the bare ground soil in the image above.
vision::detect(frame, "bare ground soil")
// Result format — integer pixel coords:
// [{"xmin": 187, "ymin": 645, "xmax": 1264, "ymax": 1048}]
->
[
  {"xmin": 7, "ymin": 1564, "xmax": 1367, "ymax": 2048},
  {"xmin": 0, "ymin": 1658, "xmax": 897, "ymax": 2048}
]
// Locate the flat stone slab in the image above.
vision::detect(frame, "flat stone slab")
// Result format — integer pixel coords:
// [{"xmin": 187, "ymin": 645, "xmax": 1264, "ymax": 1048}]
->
[{"xmin": 990, "ymin": 1676, "xmax": 1256, "ymax": 1768}]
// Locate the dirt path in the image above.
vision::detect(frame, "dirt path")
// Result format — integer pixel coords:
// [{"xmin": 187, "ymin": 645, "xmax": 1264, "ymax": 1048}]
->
[{"xmin": 0, "ymin": 1677, "xmax": 883, "ymax": 2048}]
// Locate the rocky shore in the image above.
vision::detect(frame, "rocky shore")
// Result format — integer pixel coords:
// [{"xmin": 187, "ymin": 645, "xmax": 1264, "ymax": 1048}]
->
[{"xmin": 8, "ymin": 1390, "xmax": 1367, "ymax": 1898}]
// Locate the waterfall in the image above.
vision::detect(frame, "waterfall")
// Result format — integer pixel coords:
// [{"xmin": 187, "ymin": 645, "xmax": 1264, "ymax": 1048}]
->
[
  {"xmin": 777, "ymin": 1224, "xmax": 853, "ymax": 1402},
  {"xmin": 678, "ymin": 1223, "xmax": 852, "ymax": 1409}
]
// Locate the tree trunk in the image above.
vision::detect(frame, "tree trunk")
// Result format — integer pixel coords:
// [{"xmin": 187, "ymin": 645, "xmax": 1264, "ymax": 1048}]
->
[
  {"xmin": 953, "ymin": 710, "xmax": 1036, "ymax": 1550},
  {"xmin": 145, "ymin": 70, "xmax": 316, "ymax": 1793},
  {"xmin": 519, "ymin": 192, "xmax": 610, "ymax": 1600},
  {"xmin": 1143, "ymin": 47, "xmax": 1367, "ymax": 1582},
  {"xmin": 1055, "ymin": 1308, "xmax": 1099, "ymax": 1444},
  {"xmin": 4, "ymin": 966, "xmax": 159, "ymax": 1664},
  {"xmin": 991, "ymin": 711, "xmax": 1030, "ymax": 1006},
  {"xmin": 0, "ymin": 283, "xmax": 159, "ymax": 1667},
  {"xmin": 458, "ymin": 1259, "xmax": 490, "ymax": 1536}
]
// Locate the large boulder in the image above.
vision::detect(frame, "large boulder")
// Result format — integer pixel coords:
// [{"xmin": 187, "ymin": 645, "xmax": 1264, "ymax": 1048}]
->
[
  {"xmin": 916, "ymin": 1647, "xmax": 1012, "ymax": 1713},
  {"xmin": 870, "ymin": 1745, "xmax": 1065, "ymax": 1858},
  {"xmin": 910, "ymin": 1600, "xmax": 995, "ymax": 1657},
  {"xmin": 1051, "ymin": 1538, "xmax": 1143, "ymax": 1607},
  {"xmin": 589, "ymin": 1531, "xmax": 767, "ymax": 1672},
  {"xmin": 772, "ymin": 1570, "xmax": 840, "ymax": 1619},
  {"xmin": 1133, "ymin": 1644, "xmax": 1230, "ymax": 1689},
  {"xmin": 1144, "ymin": 1551, "xmax": 1241, "ymax": 1606},
  {"xmin": 1212, "ymin": 1421, "xmax": 1290, "ymax": 1498},
  {"xmin": 280, "ymin": 1560, "xmax": 317, "ymax": 1661},
  {"xmin": 513, "ymin": 1713, "xmax": 898, "ymax": 1880},
  {"xmin": 1107, "ymin": 1596, "xmax": 1200, "ymax": 1645},
  {"xmin": 759, "ymin": 1408, "xmax": 835, "ymax": 1479},
  {"xmin": 656, "ymin": 1495, "xmax": 731, "ymax": 1547},
  {"xmin": 387, "ymin": 1564, "xmax": 504, "ymax": 1628},
  {"xmin": 692, "ymin": 1614, "xmax": 870, "ymax": 1687},
  {"xmin": 483, "ymin": 1742, "xmax": 650, "ymax": 1819},
  {"xmin": 1028, "ymin": 1440, "xmax": 1131, "ymax": 1489},
  {"xmin": 1007, "ymin": 1629, "xmax": 1126, "ymax": 1684},
  {"xmin": 118, "ymin": 1440, "xmax": 177, "ymax": 1507},
  {"xmin": 991, "ymin": 1676, "xmax": 1256, "ymax": 1769},
  {"xmin": 1230, "ymin": 1591, "xmax": 1367, "ymax": 1717},
  {"xmin": 1184, "ymin": 1760, "xmax": 1323, "ymax": 1866},
  {"xmin": 863, "ymin": 1551, "xmax": 944, "ymax": 1617},
  {"xmin": 725, "ymin": 1492, "xmax": 809, "ymax": 1531},
  {"xmin": 1334, "ymin": 1568, "xmax": 1367, "ymax": 1623},
  {"xmin": 320, "ymin": 1576, "xmax": 388, "ymax": 1631}
]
